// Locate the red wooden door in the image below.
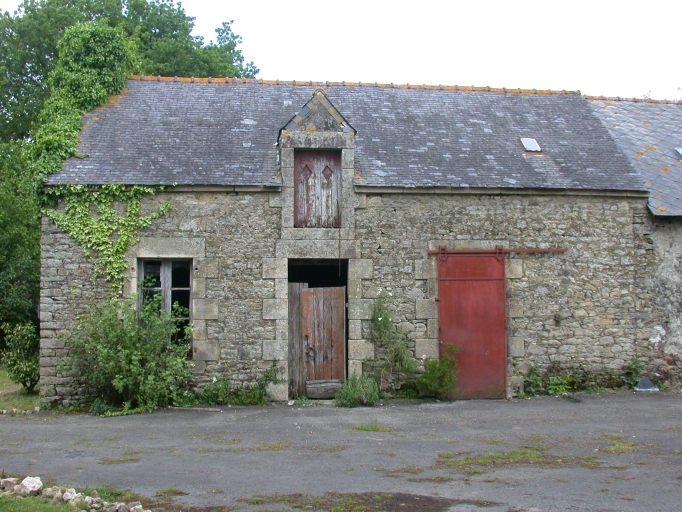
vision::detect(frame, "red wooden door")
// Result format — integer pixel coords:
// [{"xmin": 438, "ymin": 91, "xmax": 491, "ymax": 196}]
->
[
  {"xmin": 294, "ymin": 151, "xmax": 341, "ymax": 228},
  {"xmin": 438, "ymin": 254, "xmax": 506, "ymax": 399},
  {"xmin": 300, "ymin": 287, "xmax": 346, "ymax": 397}
]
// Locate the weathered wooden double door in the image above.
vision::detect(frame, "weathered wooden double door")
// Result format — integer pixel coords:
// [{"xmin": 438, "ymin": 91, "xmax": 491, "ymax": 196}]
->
[{"xmin": 288, "ymin": 283, "xmax": 346, "ymax": 398}]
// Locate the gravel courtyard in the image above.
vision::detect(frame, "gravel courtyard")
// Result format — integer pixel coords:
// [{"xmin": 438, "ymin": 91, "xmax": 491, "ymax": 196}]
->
[{"xmin": 1, "ymin": 392, "xmax": 681, "ymax": 511}]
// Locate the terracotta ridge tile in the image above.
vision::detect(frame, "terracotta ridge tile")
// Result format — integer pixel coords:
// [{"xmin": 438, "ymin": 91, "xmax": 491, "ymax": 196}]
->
[{"xmin": 584, "ymin": 95, "xmax": 682, "ymax": 105}]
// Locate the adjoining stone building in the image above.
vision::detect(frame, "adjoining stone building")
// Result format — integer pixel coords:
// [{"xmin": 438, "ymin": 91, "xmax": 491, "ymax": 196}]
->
[
  {"xmin": 40, "ymin": 77, "xmax": 676, "ymax": 404},
  {"xmin": 590, "ymin": 98, "xmax": 682, "ymax": 382}
]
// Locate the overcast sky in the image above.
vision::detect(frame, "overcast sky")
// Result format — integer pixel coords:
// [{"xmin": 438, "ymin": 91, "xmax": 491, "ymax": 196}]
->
[{"xmin": 1, "ymin": 0, "xmax": 680, "ymax": 100}]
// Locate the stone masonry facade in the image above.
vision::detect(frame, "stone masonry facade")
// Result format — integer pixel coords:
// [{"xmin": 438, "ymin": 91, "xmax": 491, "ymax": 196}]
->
[{"xmin": 40, "ymin": 183, "xmax": 661, "ymax": 404}]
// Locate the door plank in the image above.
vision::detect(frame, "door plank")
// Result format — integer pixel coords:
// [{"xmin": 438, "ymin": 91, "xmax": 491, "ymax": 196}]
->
[
  {"xmin": 288, "ymin": 282, "xmax": 307, "ymax": 399},
  {"xmin": 331, "ymin": 287, "xmax": 346, "ymax": 380}
]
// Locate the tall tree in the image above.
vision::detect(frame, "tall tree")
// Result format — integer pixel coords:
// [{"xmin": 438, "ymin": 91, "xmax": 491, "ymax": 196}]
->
[
  {"xmin": 0, "ymin": 0, "xmax": 125, "ymax": 141},
  {"xmin": 0, "ymin": 0, "xmax": 258, "ymax": 143},
  {"xmin": 0, "ymin": 142, "xmax": 40, "ymax": 338}
]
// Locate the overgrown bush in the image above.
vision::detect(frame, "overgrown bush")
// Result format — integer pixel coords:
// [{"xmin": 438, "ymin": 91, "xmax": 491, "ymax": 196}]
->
[
  {"xmin": 370, "ymin": 288, "xmax": 416, "ymax": 393},
  {"xmin": 415, "ymin": 347, "xmax": 458, "ymax": 400},
  {"xmin": 197, "ymin": 365, "xmax": 278, "ymax": 406},
  {"xmin": 64, "ymin": 294, "xmax": 192, "ymax": 413},
  {"xmin": 334, "ymin": 373, "xmax": 380, "ymax": 408},
  {"xmin": 521, "ymin": 359, "xmax": 644, "ymax": 397},
  {"xmin": 0, "ymin": 322, "xmax": 40, "ymax": 394},
  {"xmin": 623, "ymin": 358, "xmax": 643, "ymax": 389}
]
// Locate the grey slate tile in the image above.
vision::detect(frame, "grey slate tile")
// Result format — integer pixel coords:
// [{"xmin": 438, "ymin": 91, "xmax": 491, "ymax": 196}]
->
[
  {"xmin": 48, "ymin": 80, "xmax": 645, "ymax": 193},
  {"xmin": 590, "ymin": 99, "xmax": 682, "ymax": 215}
]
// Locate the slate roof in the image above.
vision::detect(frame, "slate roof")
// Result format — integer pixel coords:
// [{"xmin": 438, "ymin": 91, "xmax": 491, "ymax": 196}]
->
[
  {"xmin": 589, "ymin": 98, "xmax": 682, "ymax": 215},
  {"xmin": 47, "ymin": 77, "xmax": 645, "ymax": 192}
]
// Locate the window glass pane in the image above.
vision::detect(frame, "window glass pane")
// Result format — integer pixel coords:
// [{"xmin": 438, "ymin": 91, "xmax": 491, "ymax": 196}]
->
[
  {"xmin": 171, "ymin": 289, "xmax": 190, "ymax": 315},
  {"xmin": 143, "ymin": 260, "xmax": 162, "ymax": 287},
  {"xmin": 172, "ymin": 260, "xmax": 191, "ymax": 288}
]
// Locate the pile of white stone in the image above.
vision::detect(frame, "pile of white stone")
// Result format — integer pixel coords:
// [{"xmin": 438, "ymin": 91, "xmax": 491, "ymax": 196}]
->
[{"xmin": 0, "ymin": 476, "xmax": 152, "ymax": 512}]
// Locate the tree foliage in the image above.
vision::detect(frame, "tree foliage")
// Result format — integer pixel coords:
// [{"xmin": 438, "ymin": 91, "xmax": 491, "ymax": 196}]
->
[
  {"xmin": 1, "ymin": 322, "xmax": 40, "ymax": 393},
  {"xmin": 0, "ymin": 0, "xmax": 258, "ymax": 143},
  {"xmin": 0, "ymin": 142, "xmax": 40, "ymax": 338},
  {"xmin": 0, "ymin": 1, "xmax": 257, "ymax": 335}
]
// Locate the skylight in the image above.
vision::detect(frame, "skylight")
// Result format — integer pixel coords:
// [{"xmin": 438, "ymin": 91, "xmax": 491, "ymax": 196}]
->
[
  {"xmin": 520, "ymin": 138, "xmax": 542, "ymax": 152},
  {"xmin": 676, "ymin": 148, "xmax": 682, "ymax": 158}
]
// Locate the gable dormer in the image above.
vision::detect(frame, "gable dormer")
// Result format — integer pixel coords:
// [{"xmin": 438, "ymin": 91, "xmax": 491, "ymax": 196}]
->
[
  {"xmin": 282, "ymin": 88, "xmax": 355, "ymax": 134},
  {"xmin": 278, "ymin": 89, "xmax": 356, "ymax": 229}
]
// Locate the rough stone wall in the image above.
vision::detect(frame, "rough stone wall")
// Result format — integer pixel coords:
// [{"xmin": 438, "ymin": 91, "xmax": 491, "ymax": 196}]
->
[
  {"xmin": 41, "ymin": 186, "xmax": 663, "ymax": 404},
  {"xmin": 355, "ymin": 193, "xmax": 658, "ymax": 376},
  {"xmin": 39, "ymin": 217, "xmax": 111, "ymax": 405},
  {"xmin": 645, "ymin": 216, "xmax": 682, "ymax": 378},
  {"xmin": 40, "ymin": 191, "xmax": 282, "ymax": 404}
]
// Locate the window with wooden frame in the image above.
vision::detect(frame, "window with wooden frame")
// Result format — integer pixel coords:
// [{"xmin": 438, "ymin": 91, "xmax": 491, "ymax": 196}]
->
[
  {"xmin": 294, "ymin": 150, "xmax": 342, "ymax": 228},
  {"xmin": 139, "ymin": 259, "xmax": 192, "ymax": 353}
]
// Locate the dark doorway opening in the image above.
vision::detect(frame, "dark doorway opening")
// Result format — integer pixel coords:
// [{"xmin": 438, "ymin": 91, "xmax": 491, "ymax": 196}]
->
[{"xmin": 288, "ymin": 259, "xmax": 348, "ymax": 288}]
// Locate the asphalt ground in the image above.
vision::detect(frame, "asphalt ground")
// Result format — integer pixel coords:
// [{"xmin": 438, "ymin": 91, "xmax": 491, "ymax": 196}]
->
[{"xmin": 1, "ymin": 392, "xmax": 681, "ymax": 512}]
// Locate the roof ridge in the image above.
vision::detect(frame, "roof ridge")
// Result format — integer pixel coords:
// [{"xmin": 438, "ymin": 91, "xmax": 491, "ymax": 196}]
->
[
  {"xmin": 127, "ymin": 75, "xmax": 580, "ymax": 96},
  {"xmin": 584, "ymin": 95, "xmax": 682, "ymax": 105}
]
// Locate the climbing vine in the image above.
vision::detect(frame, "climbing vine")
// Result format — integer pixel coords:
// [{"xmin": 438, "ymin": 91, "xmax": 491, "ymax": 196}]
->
[
  {"xmin": 44, "ymin": 185, "xmax": 171, "ymax": 291},
  {"xmin": 32, "ymin": 21, "xmax": 172, "ymax": 292}
]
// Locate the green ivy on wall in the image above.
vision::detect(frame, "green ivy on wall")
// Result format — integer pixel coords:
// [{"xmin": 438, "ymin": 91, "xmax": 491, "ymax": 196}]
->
[
  {"xmin": 34, "ymin": 21, "xmax": 171, "ymax": 292},
  {"xmin": 44, "ymin": 185, "xmax": 171, "ymax": 291}
]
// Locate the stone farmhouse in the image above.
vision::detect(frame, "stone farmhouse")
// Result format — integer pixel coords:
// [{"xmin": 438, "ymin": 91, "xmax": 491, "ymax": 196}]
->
[{"xmin": 39, "ymin": 76, "xmax": 682, "ymax": 404}]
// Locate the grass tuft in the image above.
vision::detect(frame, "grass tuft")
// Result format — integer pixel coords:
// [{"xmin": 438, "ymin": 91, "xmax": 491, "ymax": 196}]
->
[
  {"xmin": 98, "ymin": 457, "xmax": 139, "ymax": 465},
  {"xmin": 156, "ymin": 487, "xmax": 188, "ymax": 496},
  {"xmin": 255, "ymin": 441, "xmax": 291, "ymax": 451},
  {"xmin": 352, "ymin": 421, "xmax": 394, "ymax": 433}
]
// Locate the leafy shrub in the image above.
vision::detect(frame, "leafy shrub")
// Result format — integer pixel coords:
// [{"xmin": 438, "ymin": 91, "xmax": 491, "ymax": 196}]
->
[
  {"xmin": 199, "ymin": 376, "xmax": 233, "ymax": 406},
  {"xmin": 197, "ymin": 364, "xmax": 279, "ymax": 406},
  {"xmin": 523, "ymin": 365, "xmax": 544, "ymax": 396},
  {"xmin": 415, "ymin": 348, "xmax": 458, "ymax": 400},
  {"xmin": 370, "ymin": 288, "xmax": 416, "ymax": 393},
  {"xmin": 522, "ymin": 360, "xmax": 644, "ymax": 397},
  {"xmin": 547, "ymin": 375, "xmax": 571, "ymax": 398},
  {"xmin": 64, "ymin": 294, "xmax": 192, "ymax": 413},
  {"xmin": 0, "ymin": 322, "xmax": 40, "ymax": 393},
  {"xmin": 334, "ymin": 374, "xmax": 380, "ymax": 408},
  {"xmin": 623, "ymin": 358, "xmax": 643, "ymax": 389}
]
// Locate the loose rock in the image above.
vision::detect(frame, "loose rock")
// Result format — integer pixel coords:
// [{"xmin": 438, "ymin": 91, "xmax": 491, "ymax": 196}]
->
[{"xmin": 0, "ymin": 478, "xmax": 18, "ymax": 491}]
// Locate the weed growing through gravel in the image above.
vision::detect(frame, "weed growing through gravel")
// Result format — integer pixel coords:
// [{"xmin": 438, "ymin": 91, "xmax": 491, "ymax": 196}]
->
[
  {"xmin": 156, "ymin": 487, "xmax": 188, "ymax": 496},
  {"xmin": 435, "ymin": 445, "xmax": 602, "ymax": 471},
  {"xmin": 408, "ymin": 476, "xmax": 453, "ymax": 483},
  {"xmin": 239, "ymin": 492, "xmax": 466, "ymax": 511},
  {"xmin": 255, "ymin": 440, "xmax": 291, "ymax": 451},
  {"xmin": 98, "ymin": 457, "xmax": 139, "ymax": 465},
  {"xmin": 353, "ymin": 420, "xmax": 394, "ymax": 433},
  {"xmin": 602, "ymin": 441, "xmax": 638, "ymax": 454},
  {"xmin": 382, "ymin": 466, "xmax": 423, "ymax": 477},
  {"xmin": 307, "ymin": 445, "xmax": 348, "ymax": 453},
  {"xmin": 294, "ymin": 396, "xmax": 320, "ymax": 407}
]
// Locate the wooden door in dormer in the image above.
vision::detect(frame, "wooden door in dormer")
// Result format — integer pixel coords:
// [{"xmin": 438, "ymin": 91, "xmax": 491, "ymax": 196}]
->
[{"xmin": 294, "ymin": 150, "xmax": 341, "ymax": 228}]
